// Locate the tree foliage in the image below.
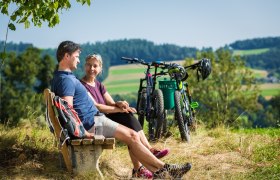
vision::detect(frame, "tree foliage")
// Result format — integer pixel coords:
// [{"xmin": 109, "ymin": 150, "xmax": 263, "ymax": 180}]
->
[
  {"xmin": 0, "ymin": 48, "xmax": 55, "ymax": 125},
  {"xmin": 184, "ymin": 49, "xmax": 260, "ymax": 128},
  {"xmin": 1, "ymin": 39, "xmax": 197, "ymax": 81},
  {"xmin": 250, "ymin": 95, "xmax": 280, "ymax": 128},
  {"xmin": 0, "ymin": 0, "xmax": 91, "ymax": 30},
  {"xmin": 230, "ymin": 37, "xmax": 280, "ymax": 50},
  {"xmin": 244, "ymin": 47, "xmax": 280, "ymax": 70}
]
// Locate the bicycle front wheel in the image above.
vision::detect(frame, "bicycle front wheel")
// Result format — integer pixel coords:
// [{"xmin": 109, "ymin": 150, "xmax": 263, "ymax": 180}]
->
[
  {"xmin": 174, "ymin": 90, "xmax": 190, "ymax": 142},
  {"xmin": 137, "ymin": 88, "xmax": 147, "ymax": 128},
  {"xmin": 152, "ymin": 89, "xmax": 164, "ymax": 140}
]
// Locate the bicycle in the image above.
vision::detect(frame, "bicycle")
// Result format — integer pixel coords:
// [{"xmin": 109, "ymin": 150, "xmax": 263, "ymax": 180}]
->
[
  {"xmin": 121, "ymin": 57, "xmax": 168, "ymax": 140},
  {"xmin": 160, "ymin": 58, "xmax": 211, "ymax": 142}
]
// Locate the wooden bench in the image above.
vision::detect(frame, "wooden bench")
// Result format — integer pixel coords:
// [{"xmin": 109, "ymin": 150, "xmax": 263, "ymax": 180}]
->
[{"xmin": 44, "ymin": 89, "xmax": 115, "ymax": 178}]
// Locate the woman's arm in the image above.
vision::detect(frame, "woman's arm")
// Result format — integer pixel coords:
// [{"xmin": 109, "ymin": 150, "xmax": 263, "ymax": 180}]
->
[
  {"xmin": 103, "ymin": 92, "xmax": 137, "ymax": 112},
  {"xmin": 103, "ymin": 92, "xmax": 116, "ymax": 106},
  {"xmin": 88, "ymin": 92, "xmax": 128, "ymax": 114}
]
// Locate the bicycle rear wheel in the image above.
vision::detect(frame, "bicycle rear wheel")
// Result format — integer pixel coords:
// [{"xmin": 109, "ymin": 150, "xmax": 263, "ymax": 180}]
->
[
  {"xmin": 174, "ymin": 90, "xmax": 190, "ymax": 142},
  {"xmin": 137, "ymin": 88, "xmax": 147, "ymax": 128},
  {"xmin": 152, "ymin": 89, "xmax": 164, "ymax": 140}
]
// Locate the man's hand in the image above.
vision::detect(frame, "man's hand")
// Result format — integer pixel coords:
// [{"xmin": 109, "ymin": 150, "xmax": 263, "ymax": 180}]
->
[{"xmin": 85, "ymin": 131, "xmax": 94, "ymax": 138}]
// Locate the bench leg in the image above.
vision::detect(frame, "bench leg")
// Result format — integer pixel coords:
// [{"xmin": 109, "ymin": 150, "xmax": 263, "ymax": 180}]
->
[{"xmin": 70, "ymin": 145, "xmax": 104, "ymax": 179}]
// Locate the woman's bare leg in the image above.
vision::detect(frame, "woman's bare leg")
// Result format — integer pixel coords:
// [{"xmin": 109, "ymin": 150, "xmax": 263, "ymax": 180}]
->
[
  {"xmin": 138, "ymin": 130, "xmax": 152, "ymax": 150},
  {"xmin": 128, "ymin": 148, "xmax": 142, "ymax": 170}
]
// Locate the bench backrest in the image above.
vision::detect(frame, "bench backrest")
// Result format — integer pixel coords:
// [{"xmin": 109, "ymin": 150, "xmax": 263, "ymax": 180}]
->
[{"xmin": 44, "ymin": 88, "xmax": 73, "ymax": 171}]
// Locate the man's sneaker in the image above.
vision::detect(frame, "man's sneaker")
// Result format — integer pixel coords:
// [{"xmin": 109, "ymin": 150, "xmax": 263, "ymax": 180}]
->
[
  {"xmin": 132, "ymin": 166, "xmax": 153, "ymax": 179},
  {"xmin": 150, "ymin": 148, "xmax": 170, "ymax": 159},
  {"xmin": 153, "ymin": 163, "xmax": 192, "ymax": 179}
]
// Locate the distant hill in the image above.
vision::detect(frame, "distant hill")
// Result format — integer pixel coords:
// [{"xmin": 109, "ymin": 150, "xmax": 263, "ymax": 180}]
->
[
  {"xmin": 1, "ymin": 39, "xmax": 198, "ymax": 81},
  {"xmin": 0, "ymin": 41, "xmax": 33, "ymax": 53},
  {"xmin": 229, "ymin": 37, "xmax": 280, "ymax": 50},
  {"xmin": 1, "ymin": 37, "xmax": 280, "ymax": 80},
  {"xmin": 229, "ymin": 37, "xmax": 280, "ymax": 76}
]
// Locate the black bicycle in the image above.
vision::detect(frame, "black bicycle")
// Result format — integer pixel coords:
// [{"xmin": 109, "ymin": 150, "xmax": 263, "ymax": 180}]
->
[
  {"xmin": 121, "ymin": 57, "xmax": 168, "ymax": 140},
  {"xmin": 163, "ymin": 59, "xmax": 211, "ymax": 142}
]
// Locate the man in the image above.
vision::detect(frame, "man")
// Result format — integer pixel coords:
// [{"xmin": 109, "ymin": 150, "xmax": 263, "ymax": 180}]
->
[{"xmin": 51, "ymin": 40, "xmax": 191, "ymax": 179}]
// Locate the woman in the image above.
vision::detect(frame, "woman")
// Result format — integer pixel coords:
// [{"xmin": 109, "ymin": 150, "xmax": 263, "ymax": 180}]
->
[{"xmin": 80, "ymin": 54, "xmax": 170, "ymax": 178}]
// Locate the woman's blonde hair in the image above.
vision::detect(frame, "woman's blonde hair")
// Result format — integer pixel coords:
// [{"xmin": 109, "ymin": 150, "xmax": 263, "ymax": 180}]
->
[
  {"xmin": 85, "ymin": 53, "xmax": 103, "ymax": 75},
  {"xmin": 85, "ymin": 53, "xmax": 103, "ymax": 68}
]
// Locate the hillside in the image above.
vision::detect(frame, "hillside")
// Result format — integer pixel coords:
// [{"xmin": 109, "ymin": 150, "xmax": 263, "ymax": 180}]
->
[
  {"xmin": 104, "ymin": 61, "xmax": 280, "ymax": 98},
  {"xmin": 1, "ymin": 36, "xmax": 279, "ymax": 81},
  {"xmin": 103, "ymin": 60, "xmax": 185, "ymax": 95},
  {"xmin": 0, "ymin": 124, "xmax": 279, "ymax": 179}
]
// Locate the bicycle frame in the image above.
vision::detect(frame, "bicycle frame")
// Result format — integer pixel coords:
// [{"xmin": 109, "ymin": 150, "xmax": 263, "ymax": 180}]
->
[
  {"xmin": 121, "ymin": 57, "xmax": 166, "ymax": 140},
  {"xmin": 175, "ymin": 79, "xmax": 196, "ymax": 126},
  {"xmin": 161, "ymin": 61, "xmax": 202, "ymax": 141},
  {"xmin": 137, "ymin": 63, "xmax": 163, "ymax": 139}
]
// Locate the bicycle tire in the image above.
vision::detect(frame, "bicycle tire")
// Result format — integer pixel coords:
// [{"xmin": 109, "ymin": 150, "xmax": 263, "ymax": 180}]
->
[
  {"xmin": 162, "ymin": 110, "xmax": 168, "ymax": 135},
  {"xmin": 152, "ymin": 89, "xmax": 165, "ymax": 140},
  {"xmin": 138, "ymin": 88, "xmax": 147, "ymax": 128},
  {"xmin": 174, "ymin": 90, "xmax": 190, "ymax": 142}
]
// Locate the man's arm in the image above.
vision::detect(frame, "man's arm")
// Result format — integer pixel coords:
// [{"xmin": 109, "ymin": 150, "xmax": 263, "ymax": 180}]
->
[{"xmin": 62, "ymin": 95, "xmax": 94, "ymax": 138}]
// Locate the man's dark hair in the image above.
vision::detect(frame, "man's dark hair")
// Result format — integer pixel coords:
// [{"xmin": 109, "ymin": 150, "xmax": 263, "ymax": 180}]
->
[{"xmin": 56, "ymin": 41, "xmax": 81, "ymax": 62}]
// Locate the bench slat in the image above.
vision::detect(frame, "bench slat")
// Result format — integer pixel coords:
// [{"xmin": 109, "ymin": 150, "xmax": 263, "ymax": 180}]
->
[
  {"xmin": 104, "ymin": 138, "xmax": 115, "ymax": 145},
  {"xmin": 71, "ymin": 139, "xmax": 83, "ymax": 146},
  {"xmin": 94, "ymin": 135, "xmax": 105, "ymax": 144},
  {"xmin": 82, "ymin": 139, "xmax": 94, "ymax": 145}
]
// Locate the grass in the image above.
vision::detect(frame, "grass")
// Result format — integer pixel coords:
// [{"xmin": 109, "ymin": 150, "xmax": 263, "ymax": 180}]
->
[
  {"xmin": 251, "ymin": 69, "xmax": 268, "ymax": 78},
  {"xmin": 1, "ymin": 122, "xmax": 279, "ymax": 179},
  {"xmin": 259, "ymin": 83, "xmax": 280, "ymax": 98},
  {"xmin": 261, "ymin": 88, "xmax": 280, "ymax": 97},
  {"xmin": 233, "ymin": 48, "xmax": 270, "ymax": 56}
]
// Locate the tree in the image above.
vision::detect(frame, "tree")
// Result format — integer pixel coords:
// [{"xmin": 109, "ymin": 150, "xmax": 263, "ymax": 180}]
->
[
  {"xmin": 0, "ymin": 0, "xmax": 92, "ymax": 30},
  {"xmin": 245, "ymin": 95, "xmax": 278, "ymax": 128},
  {"xmin": 0, "ymin": 48, "xmax": 55, "ymax": 125},
  {"xmin": 0, "ymin": 0, "xmax": 92, "ymax": 71},
  {"xmin": 184, "ymin": 49, "xmax": 260, "ymax": 128}
]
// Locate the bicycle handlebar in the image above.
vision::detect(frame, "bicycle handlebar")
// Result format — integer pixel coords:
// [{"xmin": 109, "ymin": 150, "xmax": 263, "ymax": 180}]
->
[
  {"xmin": 121, "ymin": 57, "xmax": 147, "ymax": 64},
  {"xmin": 121, "ymin": 57, "xmax": 205, "ymax": 73},
  {"xmin": 184, "ymin": 60, "xmax": 201, "ymax": 70},
  {"xmin": 121, "ymin": 57, "xmax": 170, "ymax": 69}
]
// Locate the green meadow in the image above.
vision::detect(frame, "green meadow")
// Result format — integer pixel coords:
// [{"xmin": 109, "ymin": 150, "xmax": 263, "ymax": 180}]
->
[
  {"xmin": 233, "ymin": 48, "xmax": 270, "ymax": 56},
  {"xmin": 103, "ymin": 62, "xmax": 279, "ymax": 98}
]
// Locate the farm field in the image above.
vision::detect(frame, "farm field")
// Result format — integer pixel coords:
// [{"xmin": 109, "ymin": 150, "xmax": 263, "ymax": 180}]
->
[
  {"xmin": 103, "ymin": 62, "xmax": 279, "ymax": 98},
  {"xmin": 233, "ymin": 48, "xmax": 270, "ymax": 56},
  {"xmin": 103, "ymin": 60, "xmax": 185, "ymax": 95}
]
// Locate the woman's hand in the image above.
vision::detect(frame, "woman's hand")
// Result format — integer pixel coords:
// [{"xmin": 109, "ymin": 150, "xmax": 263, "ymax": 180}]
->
[
  {"xmin": 128, "ymin": 107, "xmax": 137, "ymax": 113},
  {"xmin": 116, "ymin": 101, "xmax": 137, "ymax": 113},
  {"xmin": 115, "ymin": 101, "xmax": 129, "ymax": 109}
]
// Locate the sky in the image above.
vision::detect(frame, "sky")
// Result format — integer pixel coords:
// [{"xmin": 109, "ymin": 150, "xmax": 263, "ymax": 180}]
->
[{"xmin": 1, "ymin": 0, "xmax": 280, "ymax": 50}]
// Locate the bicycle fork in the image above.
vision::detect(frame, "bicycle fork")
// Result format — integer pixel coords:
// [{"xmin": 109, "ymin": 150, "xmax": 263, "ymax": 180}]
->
[
  {"xmin": 184, "ymin": 83, "xmax": 199, "ymax": 125},
  {"xmin": 147, "ymin": 73, "xmax": 155, "ymax": 140}
]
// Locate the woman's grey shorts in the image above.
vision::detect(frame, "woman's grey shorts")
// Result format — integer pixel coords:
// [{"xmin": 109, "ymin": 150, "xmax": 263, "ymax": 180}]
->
[{"xmin": 88, "ymin": 115, "xmax": 119, "ymax": 137}]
